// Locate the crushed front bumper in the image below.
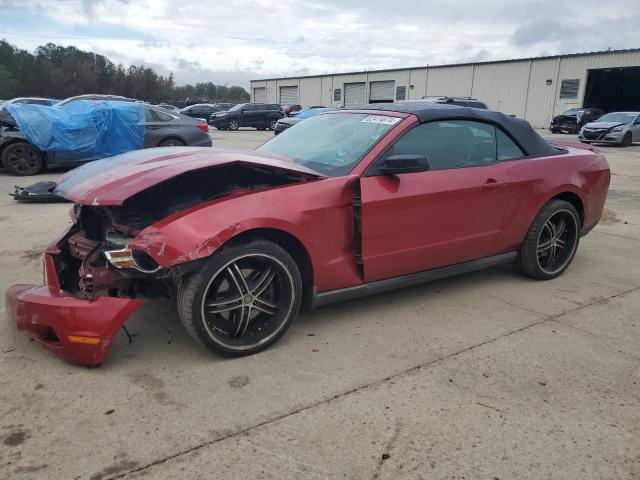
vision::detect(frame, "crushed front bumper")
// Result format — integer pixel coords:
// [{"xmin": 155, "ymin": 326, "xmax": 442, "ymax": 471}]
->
[{"xmin": 5, "ymin": 248, "xmax": 146, "ymax": 366}]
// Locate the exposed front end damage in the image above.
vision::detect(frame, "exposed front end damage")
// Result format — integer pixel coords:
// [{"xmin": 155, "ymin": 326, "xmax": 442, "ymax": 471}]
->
[{"xmin": 6, "ymin": 161, "xmax": 318, "ymax": 366}]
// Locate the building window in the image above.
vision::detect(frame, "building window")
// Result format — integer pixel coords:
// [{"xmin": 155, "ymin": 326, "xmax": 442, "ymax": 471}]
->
[
  {"xmin": 559, "ymin": 79, "xmax": 580, "ymax": 99},
  {"xmin": 396, "ymin": 86, "xmax": 407, "ymax": 100},
  {"xmin": 334, "ymin": 88, "xmax": 341, "ymax": 101}
]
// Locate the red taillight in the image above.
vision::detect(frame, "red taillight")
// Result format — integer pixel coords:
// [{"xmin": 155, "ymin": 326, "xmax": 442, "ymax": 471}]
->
[{"xmin": 196, "ymin": 123, "xmax": 209, "ymax": 133}]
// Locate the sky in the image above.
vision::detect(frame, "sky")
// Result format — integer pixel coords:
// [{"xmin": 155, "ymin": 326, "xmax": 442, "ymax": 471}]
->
[{"xmin": 0, "ymin": 0, "xmax": 638, "ymax": 88}]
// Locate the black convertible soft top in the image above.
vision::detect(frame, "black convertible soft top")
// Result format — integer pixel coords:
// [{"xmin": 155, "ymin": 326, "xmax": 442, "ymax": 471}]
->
[{"xmin": 345, "ymin": 102, "xmax": 559, "ymax": 157}]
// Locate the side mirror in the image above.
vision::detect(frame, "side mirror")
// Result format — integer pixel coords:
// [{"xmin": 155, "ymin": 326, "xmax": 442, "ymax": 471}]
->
[{"xmin": 378, "ymin": 154, "xmax": 430, "ymax": 175}]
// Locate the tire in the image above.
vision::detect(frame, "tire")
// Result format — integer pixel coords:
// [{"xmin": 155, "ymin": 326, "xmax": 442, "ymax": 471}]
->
[
  {"xmin": 550, "ymin": 128, "xmax": 559, "ymax": 134},
  {"xmin": 621, "ymin": 132, "xmax": 632, "ymax": 147},
  {"xmin": 228, "ymin": 118, "xmax": 240, "ymax": 131},
  {"xmin": 158, "ymin": 138, "xmax": 186, "ymax": 147},
  {"xmin": 268, "ymin": 119, "xmax": 278, "ymax": 130},
  {"xmin": 178, "ymin": 239, "xmax": 302, "ymax": 356},
  {"xmin": 1, "ymin": 142, "xmax": 44, "ymax": 176},
  {"xmin": 515, "ymin": 199, "xmax": 581, "ymax": 280}
]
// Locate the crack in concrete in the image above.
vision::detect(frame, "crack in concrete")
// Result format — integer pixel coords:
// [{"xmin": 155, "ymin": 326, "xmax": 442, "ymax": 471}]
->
[
  {"xmin": 111, "ymin": 284, "xmax": 640, "ymax": 479},
  {"xmin": 372, "ymin": 417, "xmax": 401, "ymax": 480}
]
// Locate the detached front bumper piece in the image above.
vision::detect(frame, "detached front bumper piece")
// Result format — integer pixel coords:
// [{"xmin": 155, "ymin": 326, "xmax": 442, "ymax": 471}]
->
[{"xmin": 6, "ymin": 284, "xmax": 145, "ymax": 366}]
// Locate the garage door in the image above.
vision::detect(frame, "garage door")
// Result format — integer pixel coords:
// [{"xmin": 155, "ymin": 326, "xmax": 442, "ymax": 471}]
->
[
  {"xmin": 253, "ymin": 87, "xmax": 266, "ymax": 103},
  {"xmin": 279, "ymin": 86, "xmax": 299, "ymax": 105},
  {"xmin": 344, "ymin": 82, "xmax": 366, "ymax": 106},
  {"xmin": 369, "ymin": 80, "xmax": 395, "ymax": 103}
]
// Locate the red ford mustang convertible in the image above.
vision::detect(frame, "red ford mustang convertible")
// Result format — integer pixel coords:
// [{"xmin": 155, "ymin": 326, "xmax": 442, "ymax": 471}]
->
[{"xmin": 6, "ymin": 104, "xmax": 610, "ymax": 365}]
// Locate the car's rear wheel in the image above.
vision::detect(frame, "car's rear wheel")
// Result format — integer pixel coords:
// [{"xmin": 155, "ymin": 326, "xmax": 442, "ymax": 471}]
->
[
  {"xmin": 621, "ymin": 132, "xmax": 632, "ymax": 147},
  {"xmin": 515, "ymin": 199, "xmax": 580, "ymax": 280},
  {"xmin": 268, "ymin": 119, "xmax": 278, "ymax": 130},
  {"xmin": 1, "ymin": 142, "xmax": 44, "ymax": 176},
  {"xmin": 158, "ymin": 138, "xmax": 185, "ymax": 147},
  {"xmin": 228, "ymin": 119, "xmax": 240, "ymax": 131},
  {"xmin": 178, "ymin": 240, "xmax": 302, "ymax": 356},
  {"xmin": 550, "ymin": 128, "xmax": 559, "ymax": 134}
]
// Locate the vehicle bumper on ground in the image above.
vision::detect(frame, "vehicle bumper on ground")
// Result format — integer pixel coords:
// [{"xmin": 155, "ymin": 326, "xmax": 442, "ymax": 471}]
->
[{"xmin": 5, "ymin": 252, "xmax": 146, "ymax": 366}]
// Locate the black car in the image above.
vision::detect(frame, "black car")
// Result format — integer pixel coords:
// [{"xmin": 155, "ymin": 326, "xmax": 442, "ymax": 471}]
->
[
  {"xmin": 0, "ymin": 105, "xmax": 212, "ymax": 176},
  {"xmin": 210, "ymin": 103, "xmax": 283, "ymax": 130},
  {"xmin": 185, "ymin": 96, "xmax": 205, "ymax": 106},
  {"xmin": 550, "ymin": 108, "xmax": 604, "ymax": 134},
  {"xmin": 180, "ymin": 103, "xmax": 230, "ymax": 123}
]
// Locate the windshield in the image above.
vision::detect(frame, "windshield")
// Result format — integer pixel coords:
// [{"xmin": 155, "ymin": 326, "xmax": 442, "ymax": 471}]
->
[
  {"xmin": 257, "ymin": 112, "xmax": 400, "ymax": 176},
  {"xmin": 228, "ymin": 104, "xmax": 244, "ymax": 112},
  {"xmin": 597, "ymin": 112, "xmax": 638, "ymax": 123}
]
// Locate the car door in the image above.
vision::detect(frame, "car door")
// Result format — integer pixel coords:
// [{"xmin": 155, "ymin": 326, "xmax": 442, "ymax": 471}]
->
[
  {"xmin": 360, "ymin": 120, "xmax": 514, "ymax": 282},
  {"xmin": 632, "ymin": 114, "xmax": 640, "ymax": 142},
  {"xmin": 237, "ymin": 104, "xmax": 254, "ymax": 126},
  {"xmin": 143, "ymin": 107, "xmax": 162, "ymax": 147}
]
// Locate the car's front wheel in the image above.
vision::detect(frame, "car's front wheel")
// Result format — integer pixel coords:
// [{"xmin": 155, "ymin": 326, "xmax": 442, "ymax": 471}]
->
[
  {"xmin": 268, "ymin": 119, "xmax": 278, "ymax": 130},
  {"xmin": 621, "ymin": 132, "xmax": 632, "ymax": 147},
  {"xmin": 178, "ymin": 240, "xmax": 302, "ymax": 356},
  {"xmin": 228, "ymin": 118, "xmax": 240, "ymax": 131},
  {"xmin": 514, "ymin": 199, "xmax": 580, "ymax": 280},
  {"xmin": 1, "ymin": 142, "xmax": 45, "ymax": 176}
]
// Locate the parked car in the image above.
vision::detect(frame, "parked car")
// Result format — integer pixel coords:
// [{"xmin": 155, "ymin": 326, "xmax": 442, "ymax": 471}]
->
[
  {"xmin": 54, "ymin": 94, "xmax": 136, "ymax": 108},
  {"xmin": 210, "ymin": 103, "xmax": 283, "ymax": 130},
  {"xmin": 274, "ymin": 107, "xmax": 335, "ymax": 135},
  {"xmin": 290, "ymin": 106, "xmax": 325, "ymax": 117},
  {"xmin": 550, "ymin": 108, "xmax": 603, "ymax": 134},
  {"xmin": 411, "ymin": 96, "xmax": 489, "ymax": 109},
  {"xmin": 578, "ymin": 111, "xmax": 640, "ymax": 147},
  {"xmin": 282, "ymin": 104, "xmax": 302, "ymax": 117},
  {"xmin": 0, "ymin": 97, "xmax": 57, "ymax": 110},
  {"xmin": 179, "ymin": 103, "xmax": 222, "ymax": 122},
  {"xmin": 185, "ymin": 96, "xmax": 206, "ymax": 106},
  {"xmin": 6, "ymin": 103, "xmax": 610, "ymax": 365},
  {"xmin": 157, "ymin": 103, "xmax": 181, "ymax": 112},
  {"xmin": 0, "ymin": 104, "xmax": 211, "ymax": 175}
]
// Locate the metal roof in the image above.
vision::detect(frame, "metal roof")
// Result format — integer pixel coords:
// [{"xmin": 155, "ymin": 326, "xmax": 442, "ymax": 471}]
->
[{"xmin": 251, "ymin": 48, "xmax": 640, "ymax": 83}]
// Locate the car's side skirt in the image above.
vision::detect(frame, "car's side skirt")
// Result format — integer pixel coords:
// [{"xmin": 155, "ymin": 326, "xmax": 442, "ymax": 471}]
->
[{"xmin": 311, "ymin": 252, "xmax": 517, "ymax": 309}]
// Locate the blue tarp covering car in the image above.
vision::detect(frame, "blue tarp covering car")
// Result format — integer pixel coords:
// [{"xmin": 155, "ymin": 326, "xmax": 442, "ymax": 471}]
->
[{"xmin": 6, "ymin": 101, "xmax": 145, "ymax": 163}]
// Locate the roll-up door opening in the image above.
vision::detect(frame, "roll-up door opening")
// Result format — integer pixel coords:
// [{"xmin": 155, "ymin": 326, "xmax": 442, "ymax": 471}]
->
[
  {"xmin": 279, "ymin": 86, "xmax": 299, "ymax": 106},
  {"xmin": 369, "ymin": 80, "xmax": 395, "ymax": 103}
]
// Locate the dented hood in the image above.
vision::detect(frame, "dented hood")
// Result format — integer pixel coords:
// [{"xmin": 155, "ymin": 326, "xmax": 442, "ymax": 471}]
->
[{"xmin": 54, "ymin": 147, "xmax": 325, "ymax": 205}]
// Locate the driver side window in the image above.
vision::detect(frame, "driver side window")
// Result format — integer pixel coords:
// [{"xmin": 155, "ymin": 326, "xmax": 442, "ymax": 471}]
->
[{"xmin": 384, "ymin": 120, "xmax": 497, "ymax": 171}]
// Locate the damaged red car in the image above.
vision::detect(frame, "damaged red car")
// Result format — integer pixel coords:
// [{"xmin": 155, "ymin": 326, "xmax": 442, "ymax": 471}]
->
[{"xmin": 6, "ymin": 104, "xmax": 610, "ymax": 366}]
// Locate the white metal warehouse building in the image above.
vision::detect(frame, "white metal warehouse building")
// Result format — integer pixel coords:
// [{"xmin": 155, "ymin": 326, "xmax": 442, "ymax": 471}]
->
[{"xmin": 250, "ymin": 49, "xmax": 640, "ymax": 128}]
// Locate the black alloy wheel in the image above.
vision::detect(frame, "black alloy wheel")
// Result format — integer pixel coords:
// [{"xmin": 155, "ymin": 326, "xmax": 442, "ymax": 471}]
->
[
  {"xmin": 178, "ymin": 240, "xmax": 302, "ymax": 356},
  {"xmin": 2, "ymin": 142, "xmax": 44, "ymax": 176},
  {"xmin": 514, "ymin": 199, "xmax": 580, "ymax": 280}
]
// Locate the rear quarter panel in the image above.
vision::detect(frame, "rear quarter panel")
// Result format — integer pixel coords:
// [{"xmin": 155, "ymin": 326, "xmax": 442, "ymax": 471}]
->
[{"xmin": 494, "ymin": 146, "xmax": 610, "ymax": 254}]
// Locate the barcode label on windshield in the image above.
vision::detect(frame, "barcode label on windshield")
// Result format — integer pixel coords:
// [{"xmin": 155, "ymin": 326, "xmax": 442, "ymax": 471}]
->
[{"xmin": 360, "ymin": 115, "xmax": 401, "ymax": 125}]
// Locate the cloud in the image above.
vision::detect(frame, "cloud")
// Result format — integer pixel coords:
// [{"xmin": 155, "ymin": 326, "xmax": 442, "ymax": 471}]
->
[{"xmin": 0, "ymin": 0, "xmax": 638, "ymax": 88}]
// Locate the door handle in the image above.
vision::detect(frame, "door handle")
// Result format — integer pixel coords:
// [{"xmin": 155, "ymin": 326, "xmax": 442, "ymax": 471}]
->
[
  {"xmin": 147, "ymin": 126, "xmax": 161, "ymax": 130},
  {"xmin": 482, "ymin": 179, "xmax": 506, "ymax": 189}
]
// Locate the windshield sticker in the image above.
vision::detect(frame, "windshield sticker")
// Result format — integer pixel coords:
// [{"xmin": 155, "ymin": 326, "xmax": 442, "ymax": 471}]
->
[{"xmin": 360, "ymin": 115, "xmax": 401, "ymax": 125}]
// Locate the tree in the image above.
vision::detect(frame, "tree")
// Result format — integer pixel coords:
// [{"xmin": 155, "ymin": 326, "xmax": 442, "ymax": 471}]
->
[{"xmin": 0, "ymin": 39, "xmax": 251, "ymax": 103}]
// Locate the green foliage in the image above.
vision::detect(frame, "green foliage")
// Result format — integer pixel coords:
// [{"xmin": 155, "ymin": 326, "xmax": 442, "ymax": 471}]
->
[{"xmin": 0, "ymin": 40, "xmax": 250, "ymax": 103}]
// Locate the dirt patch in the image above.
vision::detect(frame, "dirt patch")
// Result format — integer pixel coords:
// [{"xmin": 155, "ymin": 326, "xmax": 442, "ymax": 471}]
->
[
  {"xmin": 600, "ymin": 208, "xmax": 620, "ymax": 225},
  {"xmin": 3, "ymin": 430, "xmax": 28, "ymax": 446},
  {"xmin": 89, "ymin": 459, "xmax": 139, "ymax": 480},
  {"xmin": 228, "ymin": 375, "xmax": 250, "ymax": 388},
  {"xmin": 20, "ymin": 249, "xmax": 43, "ymax": 262}
]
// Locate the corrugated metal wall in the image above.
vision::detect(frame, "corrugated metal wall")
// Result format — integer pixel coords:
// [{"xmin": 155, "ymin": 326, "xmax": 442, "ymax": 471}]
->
[{"xmin": 251, "ymin": 51, "xmax": 640, "ymax": 128}]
